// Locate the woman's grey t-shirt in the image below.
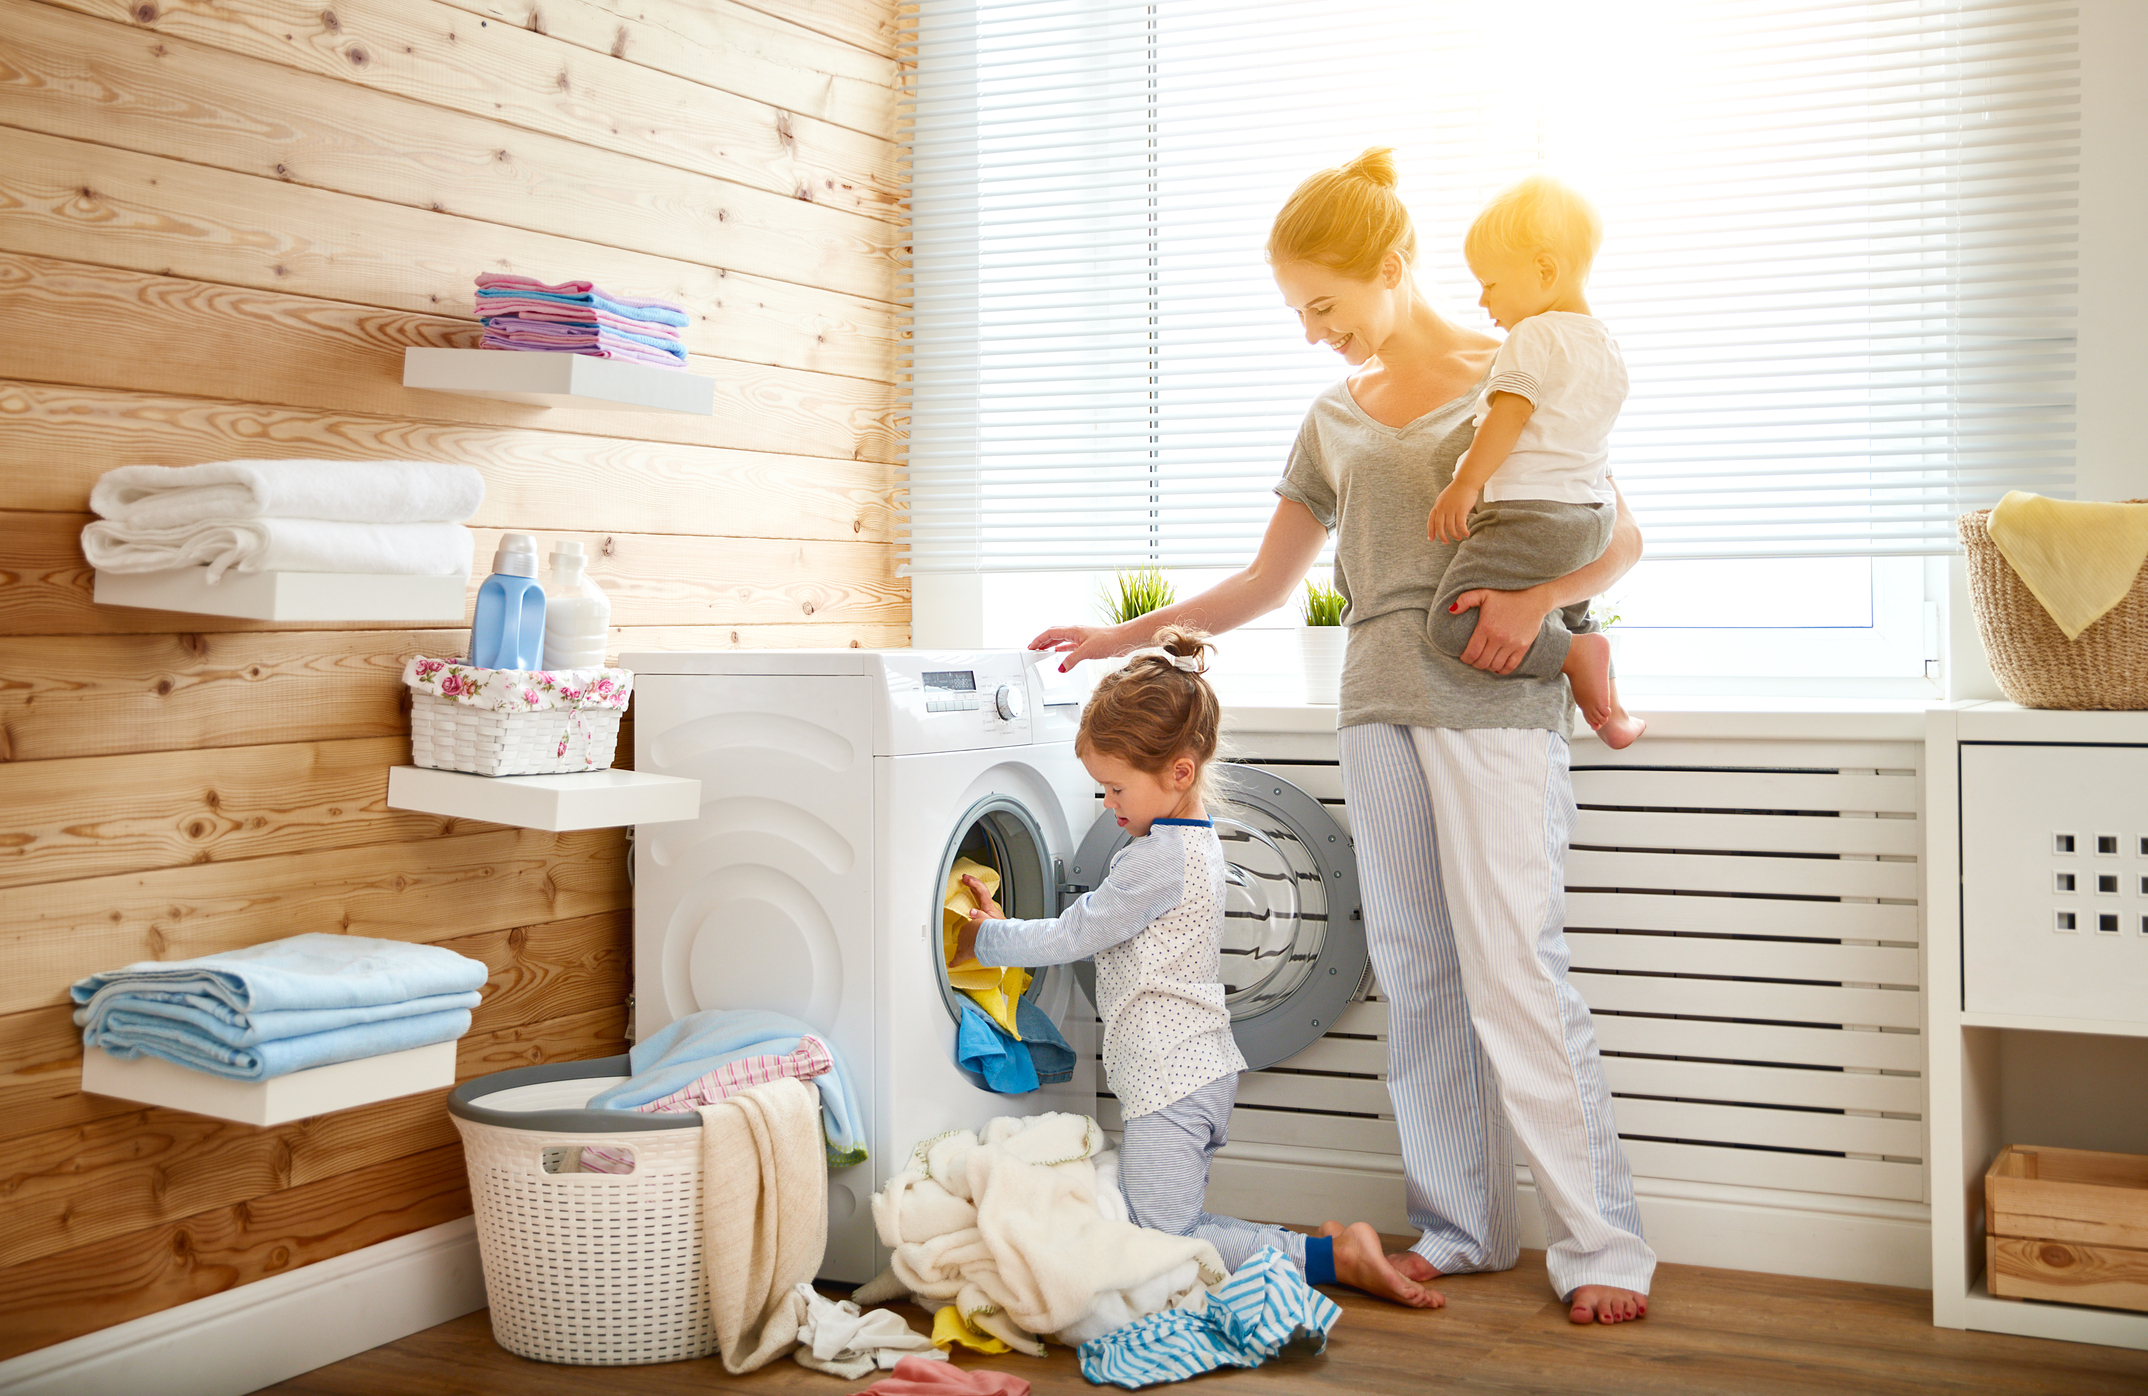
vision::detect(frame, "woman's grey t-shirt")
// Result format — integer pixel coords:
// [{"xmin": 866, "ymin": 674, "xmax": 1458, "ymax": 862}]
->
[{"xmin": 1276, "ymin": 376, "xmax": 1577, "ymax": 733}]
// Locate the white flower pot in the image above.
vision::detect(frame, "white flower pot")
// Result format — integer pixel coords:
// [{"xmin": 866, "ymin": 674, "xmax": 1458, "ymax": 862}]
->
[{"xmin": 1299, "ymin": 625, "xmax": 1346, "ymax": 705}]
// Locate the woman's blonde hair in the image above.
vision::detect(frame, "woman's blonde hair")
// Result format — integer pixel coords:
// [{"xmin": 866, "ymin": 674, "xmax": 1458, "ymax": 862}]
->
[
  {"xmin": 1463, "ymin": 173, "xmax": 1604, "ymax": 284},
  {"xmin": 1266, "ymin": 147, "xmax": 1418, "ymax": 282},
  {"xmin": 1077, "ymin": 626, "xmax": 1222, "ymax": 808}
]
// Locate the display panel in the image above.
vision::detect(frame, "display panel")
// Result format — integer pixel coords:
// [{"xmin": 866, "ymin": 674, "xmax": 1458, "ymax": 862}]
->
[{"xmin": 923, "ymin": 670, "xmax": 978, "ymax": 692}]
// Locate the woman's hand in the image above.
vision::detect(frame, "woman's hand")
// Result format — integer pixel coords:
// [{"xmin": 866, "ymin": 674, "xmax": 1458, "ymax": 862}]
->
[
  {"xmin": 1027, "ymin": 623, "xmax": 1131, "ymax": 671},
  {"xmin": 1428, "ymin": 480, "xmax": 1478, "ymax": 544},
  {"xmin": 1448, "ymin": 585, "xmax": 1555, "ymax": 675}
]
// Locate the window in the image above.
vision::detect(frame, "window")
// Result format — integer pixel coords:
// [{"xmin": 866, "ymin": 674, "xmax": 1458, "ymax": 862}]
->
[{"xmin": 900, "ymin": 1, "xmax": 2078, "ymax": 679}]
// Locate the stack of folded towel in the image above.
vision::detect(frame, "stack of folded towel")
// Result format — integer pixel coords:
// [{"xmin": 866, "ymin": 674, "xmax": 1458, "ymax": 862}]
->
[
  {"xmin": 80, "ymin": 459, "xmax": 484, "ymax": 583},
  {"xmin": 475, "ymin": 273, "xmax": 689, "ymax": 368},
  {"xmin": 72, "ymin": 933, "xmax": 487, "ymax": 1081}
]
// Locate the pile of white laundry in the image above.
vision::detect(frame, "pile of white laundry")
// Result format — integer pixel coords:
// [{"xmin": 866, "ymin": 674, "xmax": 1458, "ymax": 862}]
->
[{"xmin": 853, "ymin": 1113, "xmax": 1226, "ymax": 1354}]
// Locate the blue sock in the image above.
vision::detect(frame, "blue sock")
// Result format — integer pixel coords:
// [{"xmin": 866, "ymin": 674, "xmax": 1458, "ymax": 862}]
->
[{"xmin": 1304, "ymin": 1235, "xmax": 1336, "ymax": 1286}]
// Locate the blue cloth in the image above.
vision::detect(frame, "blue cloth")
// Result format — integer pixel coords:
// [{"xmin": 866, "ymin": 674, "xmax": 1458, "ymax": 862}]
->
[
  {"xmin": 474, "ymin": 286, "xmax": 690, "ymax": 327},
  {"xmin": 72, "ymin": 934, "xmax": 487, "ymax": 1081},
  {"xmin": 1014, "ymin": 996, "xmax": 1075, "ymax": 1085},
  {"xmin": 1304, "ymin": 1235, "xmax": 1336, "ymax": 1287},
  {"xmin": 71, "ymin": 933, "xmax": 487, "ymax": 1019},
  {"xmin": 1077, "ymin": 1247, "xmax": 1342, "ymax": 1389},
  {"xmin": 87, "ymin": 1007, "xmax": 472, "ymax": 1082},
  {"xmin": 83, "ymin": 990, "xmax": 482, "ymax": 1047},
  {"xmin": 957, "ymin": 1002, "xmax": 1039, "ymax": 1094},
  {"xmin": 585, "ymin": 1009, "xmax": 867, "ymax": 1167}
]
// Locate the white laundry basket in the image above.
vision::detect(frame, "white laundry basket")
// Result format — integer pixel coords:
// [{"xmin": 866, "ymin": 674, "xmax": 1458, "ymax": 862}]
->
[{"xmin": 448, "ymin": 1058, "xmax": 714, "ymax": 1365}]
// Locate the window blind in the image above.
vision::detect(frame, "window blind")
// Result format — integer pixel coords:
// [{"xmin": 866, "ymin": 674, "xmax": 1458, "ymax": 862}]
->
[{"xmin": 897, "ymin": 0, "xmax": 2078, "ymax": 572}]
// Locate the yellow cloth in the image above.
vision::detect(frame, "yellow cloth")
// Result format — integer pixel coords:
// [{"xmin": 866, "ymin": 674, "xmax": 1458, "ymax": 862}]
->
[
  {"xmin": 1986, "ymin": 491, "xmax": 2148, "ymax": 640},
  {"xmin": 931, "ymin": 1304, "xmax": 1011, "ymax": 1354},
  {"xmin": 942, "ymin": 858, "xmax": 1029, "ymax": 1038}
]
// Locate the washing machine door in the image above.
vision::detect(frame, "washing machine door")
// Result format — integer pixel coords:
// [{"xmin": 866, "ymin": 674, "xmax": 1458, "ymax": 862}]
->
[{"xmin": 1068, "ymin": 763, "xmax": 1364, "ymax": 1072}]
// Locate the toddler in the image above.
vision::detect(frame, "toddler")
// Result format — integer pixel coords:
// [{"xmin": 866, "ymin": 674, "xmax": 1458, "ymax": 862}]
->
[
  {"xmin": 1426, "ymin": 174, "xmax": 1645, "ymax": 748},
  {"xmin": 952, "ymin": 627, "xmax": 1440, "ymax": 1308}
]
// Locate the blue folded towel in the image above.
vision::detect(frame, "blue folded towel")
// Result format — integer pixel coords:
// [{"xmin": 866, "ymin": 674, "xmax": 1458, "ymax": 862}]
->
[
  {"xmin": 958, "ymin": 1002, "xmax": 1040, "ymax": 1095},
  {"xmin": 88, "ymin": 1007, "xmax": 473, "ymax": 1082},
  {"xmin": 72, "ymin": 933, "xmax": 488, "ymax": 1020},
  {"xmin": 474, "ymin": 286, "xmax": 690, "ymax": 328},
  {"xmin": 1015, "ymin": 996, "xmax": 1075, "ymax": 1085},
  {"xmin": 585, "ymin": 1009, "xmax": 867, "ymax": 1167},
  {"xmin": 72, "ymin": 933, "xmax": 488, "ymax": 1082}
]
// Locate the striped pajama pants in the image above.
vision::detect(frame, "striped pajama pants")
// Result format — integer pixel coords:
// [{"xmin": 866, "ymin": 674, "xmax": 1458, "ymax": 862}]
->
[{"xmin": 1338, "ymin": 722, "xmax": 1655, "ymax": 1298}]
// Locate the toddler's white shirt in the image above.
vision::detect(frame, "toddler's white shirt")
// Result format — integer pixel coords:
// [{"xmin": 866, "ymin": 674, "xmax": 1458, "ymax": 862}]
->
[{"xmin": 1475, "ymin": 311, "xmax": 1626, "ymax": 507}]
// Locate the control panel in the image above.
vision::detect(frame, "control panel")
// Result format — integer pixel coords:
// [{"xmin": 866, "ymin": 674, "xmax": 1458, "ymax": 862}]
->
[{"xmin": 876, "ymin": 651, "xmax": 1038, "ymax": 755}]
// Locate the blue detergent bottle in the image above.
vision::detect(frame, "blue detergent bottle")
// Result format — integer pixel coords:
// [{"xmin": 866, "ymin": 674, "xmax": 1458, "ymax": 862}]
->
[{"xmin": 469, "ymin": 532, "xmax": 547, "ymax": 669}]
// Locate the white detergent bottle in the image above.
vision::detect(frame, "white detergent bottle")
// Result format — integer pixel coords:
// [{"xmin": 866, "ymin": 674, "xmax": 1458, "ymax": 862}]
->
[{"xmin": 540, "ymin": 540, "xmax": 612, "ymax": 670}]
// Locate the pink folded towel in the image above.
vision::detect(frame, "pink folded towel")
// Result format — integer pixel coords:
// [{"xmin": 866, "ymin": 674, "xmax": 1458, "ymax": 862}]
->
[
  {"xmin": 475, "ymin": 298, "xmax": 684, "ymax": 341},
  {"xmin": 858, "ymin": 1355, "xmax": 1032, "ymax": 1396},
  {"xmin": 474, "ymin": 272, "xmax": 685, "ymax": 314}
]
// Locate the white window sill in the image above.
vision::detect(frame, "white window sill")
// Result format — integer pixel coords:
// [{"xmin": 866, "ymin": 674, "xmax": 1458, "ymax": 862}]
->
[{"xmin": 1222, "ymin": 696, "xmax": 1971, "ymax": 744}]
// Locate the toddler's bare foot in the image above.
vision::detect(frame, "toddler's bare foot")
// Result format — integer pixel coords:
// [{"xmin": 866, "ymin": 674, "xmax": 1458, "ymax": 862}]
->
[
  {"xmin": 1330, "ymin": 1221, "xmax": 1444, "ymax": 1308},
  {"xmin": 1563, "ymin": 633, "xmax": 1645, "ymax": 749},
  {"xmin": 1568, "ymin": 1284, "xmax": 1648, "ymax": 1324},
  {"xmin": 1315, "ymin": 1220, "xmax": 1442, "ymax": 1285}
]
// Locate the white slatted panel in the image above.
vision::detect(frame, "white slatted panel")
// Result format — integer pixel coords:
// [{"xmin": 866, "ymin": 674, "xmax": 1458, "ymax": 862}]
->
[{"xmin": 1177, "ymin": 731, "xmax": 1925, "ymax": 1208}]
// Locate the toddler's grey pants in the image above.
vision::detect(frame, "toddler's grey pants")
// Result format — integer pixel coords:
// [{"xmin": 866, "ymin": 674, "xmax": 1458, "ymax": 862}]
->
[
  {"xmin": 1428, "ymin": 498, "xmax": 1612, "ymax": 680},
  {"xmin": 1117, "ymin": 1072, "xmax": 1309, "ymax": 1273}
]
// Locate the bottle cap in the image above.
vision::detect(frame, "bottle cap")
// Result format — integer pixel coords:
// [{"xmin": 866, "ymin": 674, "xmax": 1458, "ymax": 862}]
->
[
  {"xmin": 549, "ymin": 540, "xmax": 587, "ymax": 568},
  {"xmin": 491, "ymin": 531, "xmax": 540, "ymax": 578}
]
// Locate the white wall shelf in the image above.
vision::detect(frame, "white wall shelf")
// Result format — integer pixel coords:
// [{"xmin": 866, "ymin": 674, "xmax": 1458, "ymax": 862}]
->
[
  {"xmin": 80, "ymin": 1040, "xmax": 457, "ymax": 1127},
  {"xmin": 403, "ymin": 347, "xmax": 713, "ymax": 415},
  {"xmin": 1927, "ymin": 701, "xmax": 2148, "ymax": 1350},
  {"xmin": 93, "ymin": 568, "xmax": 467, "ymax": 622},
  {"xmin": 386, "ymin": 764, "xmax": 700, "ymax": 831}
]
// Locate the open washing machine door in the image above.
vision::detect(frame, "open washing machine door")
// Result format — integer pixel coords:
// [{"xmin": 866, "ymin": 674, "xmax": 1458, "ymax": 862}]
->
[{"xmin": 1068, "ymin": 763, "xmax": 1364, "ymax": 1071}]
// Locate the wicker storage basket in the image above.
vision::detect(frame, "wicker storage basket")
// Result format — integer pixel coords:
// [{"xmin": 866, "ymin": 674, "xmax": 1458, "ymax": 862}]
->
[
  {"xmin": 409, "ymin": 692, "xmax": 621, "ymax": 776},
  {"xmin": 448, "ymin": 1058, "xmax": 715, "ymax": 1366},
  {"xmin": 1959, "ymin": 502, "xmax": 2148, "ymax": 710}
]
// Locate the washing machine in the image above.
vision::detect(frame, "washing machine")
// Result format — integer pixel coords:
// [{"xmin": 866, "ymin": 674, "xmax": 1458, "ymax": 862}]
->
[{"xmin": 624, "ymin": 648, "xmax": 1365, "ymax": 1284}]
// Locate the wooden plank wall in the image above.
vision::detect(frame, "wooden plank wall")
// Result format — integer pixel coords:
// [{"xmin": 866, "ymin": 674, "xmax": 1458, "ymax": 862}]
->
[{"xmin": 0, "ymin": 0, "xmax": 903, "ymax": 1357}]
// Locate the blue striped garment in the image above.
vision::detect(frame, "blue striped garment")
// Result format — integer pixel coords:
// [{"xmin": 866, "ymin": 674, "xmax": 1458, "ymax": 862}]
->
[{"xmin": 1076, "ymin": 1247, "xmax": 1341, "ymax": 1389}]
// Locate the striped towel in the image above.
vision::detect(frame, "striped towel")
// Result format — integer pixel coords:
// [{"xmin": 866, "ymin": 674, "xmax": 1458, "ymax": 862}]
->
[
  {"xmin": 579, "ymin": 1036, "xmax": 835, "ymax": 1174},
  {"xmin": 1076, "ymin": 1248, "xmax": 1341, "ymax": 1389}
]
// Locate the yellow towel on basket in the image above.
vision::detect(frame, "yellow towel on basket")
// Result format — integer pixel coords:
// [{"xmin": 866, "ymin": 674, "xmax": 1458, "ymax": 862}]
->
[
  {"xmin": 1986, "ymin": 491, "xmax": 2148, "ymax": 640},
  {"xmin": 942, "ymin": 858, "xmax": 1029, "ymax": 1038}
]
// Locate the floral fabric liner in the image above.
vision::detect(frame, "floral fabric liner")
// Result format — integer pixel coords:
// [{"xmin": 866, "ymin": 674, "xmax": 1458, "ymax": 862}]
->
[{"xmin": 402, "ymin": 655, "xmax": 632, "ymax": 712}]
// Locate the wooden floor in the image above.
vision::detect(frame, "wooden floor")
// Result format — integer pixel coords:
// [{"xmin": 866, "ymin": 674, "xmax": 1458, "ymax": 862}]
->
[{"xmin": 264, "ymin": 1247, "xmax": 2148, "ymax": 1396}]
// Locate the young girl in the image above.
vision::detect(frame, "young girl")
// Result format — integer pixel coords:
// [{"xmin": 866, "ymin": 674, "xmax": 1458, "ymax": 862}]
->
[
  {"xmin": 951, "ymin": 627, "xmax": 1439, "ymax": 1309},
  {"xmin": 1424, "ymin": 174, "xmax": 1645, "ymax": 749}
]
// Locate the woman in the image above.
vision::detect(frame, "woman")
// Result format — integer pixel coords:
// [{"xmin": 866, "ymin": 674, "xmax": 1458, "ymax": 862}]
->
[{"xmin": 1031, "ymin": 148, "xmax": 1654, "ymax": 1325}]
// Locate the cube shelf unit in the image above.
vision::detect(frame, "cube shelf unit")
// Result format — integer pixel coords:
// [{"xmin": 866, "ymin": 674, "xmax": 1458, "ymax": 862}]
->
[{"xmin": 1927, "ymin": 702, "xmax": 2148, "ymax": 1349}]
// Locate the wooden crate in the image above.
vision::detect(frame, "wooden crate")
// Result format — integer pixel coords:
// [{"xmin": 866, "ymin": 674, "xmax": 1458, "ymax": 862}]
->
[{"xmin": 1985, "ymin": 1144, "xmax": 2148, "ymax": 1312}]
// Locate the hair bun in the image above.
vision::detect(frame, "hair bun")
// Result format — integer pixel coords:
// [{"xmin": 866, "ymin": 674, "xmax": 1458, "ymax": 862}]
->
[
  {"xmin": 1343, "ymin": 147, "xmax": 1398, "ymax": 189},
  {"xmin": 1148, "ymin": 624, "xmax": 1214, "ymax": 674}
]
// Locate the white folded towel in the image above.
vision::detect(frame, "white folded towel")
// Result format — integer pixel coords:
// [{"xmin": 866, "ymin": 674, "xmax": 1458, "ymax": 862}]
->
[
  {"xmin": 90, "ymin": 460, "xmax": 485, "ymax": 529},
  {"xmin": 81, "ymin": 518, "xmax": 474, "ymax": 582}
]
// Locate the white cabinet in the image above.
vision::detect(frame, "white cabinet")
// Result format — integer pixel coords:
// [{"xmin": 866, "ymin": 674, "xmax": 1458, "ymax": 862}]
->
[
  {"xmin": 1960, "ymin": 742, "xmax": 2148, "ymax": 1023},
  {"xmin": 1928, "ymin": 702, "xmax": 2148, "ymax": 1350}
]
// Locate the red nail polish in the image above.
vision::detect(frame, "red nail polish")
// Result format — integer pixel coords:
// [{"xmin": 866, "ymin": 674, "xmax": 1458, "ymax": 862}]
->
[{"xmin": 1448, "ymin": 603, "xmax": 1459, "ymax": 613}]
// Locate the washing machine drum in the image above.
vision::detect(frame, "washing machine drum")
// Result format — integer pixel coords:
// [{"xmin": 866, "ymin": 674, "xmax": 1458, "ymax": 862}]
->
[{"xmin": 1069, "ymin": 764, "xmax": 1364, "ymax": 1072}]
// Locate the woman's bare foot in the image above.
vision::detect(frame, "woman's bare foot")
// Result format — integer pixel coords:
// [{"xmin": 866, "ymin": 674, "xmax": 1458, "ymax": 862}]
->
[
  {"xmin": 1562, "ymin": 634, "xmax": 1645, "ymax": 749},
  {"xmin": 1325, "ymin": 1221, "xmax": 1445, "ymax": 1308},
  {"xmin": 1317, "ymin": 1219, "xmax": 1443, "ymax": 1286},
  {"xmin": 1567, "ymin": 1284, "xmax": 1648, "ymax": 1324}
]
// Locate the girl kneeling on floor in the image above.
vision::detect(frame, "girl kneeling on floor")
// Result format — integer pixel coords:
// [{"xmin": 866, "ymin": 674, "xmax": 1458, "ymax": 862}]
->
[{"xmin": 952, "ymin": 626, "xmax": 1440, "ymax": 1309}]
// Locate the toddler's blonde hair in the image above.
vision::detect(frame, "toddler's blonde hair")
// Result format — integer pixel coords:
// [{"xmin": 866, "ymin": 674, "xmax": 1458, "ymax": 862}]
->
[
  {"xmin": 1077, "ymin": 626, "xmax": 1222, "ymax": 809},
  {"xmin": 1464, "ymin": 174, "xmax": 1604, "ymax": 284},
  {"xmin": 1266, "ymin": 147, "xmax": 1418, "ymax": 282}
]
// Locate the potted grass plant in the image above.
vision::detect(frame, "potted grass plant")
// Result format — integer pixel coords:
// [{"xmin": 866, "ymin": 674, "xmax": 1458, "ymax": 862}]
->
[
  {"xmin": 1299, "ymin": 578, "xmax": 1346, "ymax": 704},
  {"xmin": 1099, "ymin": 566, "xmax": 1176, "ymax": 631}
]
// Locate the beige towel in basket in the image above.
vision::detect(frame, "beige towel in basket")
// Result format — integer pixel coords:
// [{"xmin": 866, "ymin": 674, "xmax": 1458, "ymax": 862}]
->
[
  {"xmin": 699, "ymin": 1076, "xmax": 828, "ymax": 1374},
  {"xmin": 1986, "ymin": 491, "xmax": 2148, "ymax": 640}
]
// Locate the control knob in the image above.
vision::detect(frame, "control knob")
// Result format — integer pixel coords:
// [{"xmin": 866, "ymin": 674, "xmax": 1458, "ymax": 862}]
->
[{"xmin": 994, "ymin": 683, "xmax": 1026, "ymax": 720}]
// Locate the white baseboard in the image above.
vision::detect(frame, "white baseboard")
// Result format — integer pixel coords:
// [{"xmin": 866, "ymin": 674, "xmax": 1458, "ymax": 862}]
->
[
  {"xmin": 0, "ymin": 1216, "xmax": 486, "ymax": 1396},
  {"xmin": 1207, "ymin": 1148, "xmax": 1932, "ymax": 1291}
]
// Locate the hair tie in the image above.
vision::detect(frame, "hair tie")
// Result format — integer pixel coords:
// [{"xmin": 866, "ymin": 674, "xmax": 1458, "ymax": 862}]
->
[{"xmin": 1126, "ymin": 646, "xmax": 1202, "ymax": 673}]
